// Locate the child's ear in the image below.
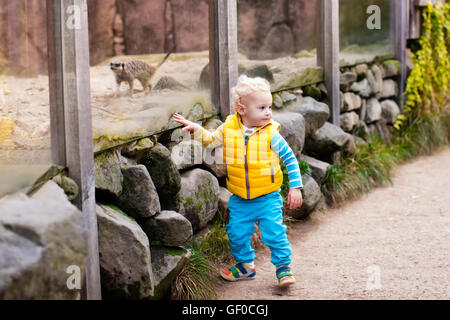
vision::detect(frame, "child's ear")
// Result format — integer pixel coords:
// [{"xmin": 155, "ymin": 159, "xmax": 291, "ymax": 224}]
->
[{"xmin": 236, "ymin": 103, "xmax": 246, "ymax": 115}]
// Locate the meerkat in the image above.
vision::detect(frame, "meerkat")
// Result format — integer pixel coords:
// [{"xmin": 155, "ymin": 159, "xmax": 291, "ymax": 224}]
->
[{"xmin": 109, "ymin": 45, "xmax": 176, "ymax": 97}]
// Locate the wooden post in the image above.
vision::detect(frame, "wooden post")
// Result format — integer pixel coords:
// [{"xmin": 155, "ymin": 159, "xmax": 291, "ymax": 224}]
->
[
  {"xmin": 47, "ymin": 0, "xmax": 66, "ymax": 166},
  {"xmin": 409, "ymin": 0, "xmax": 422, "ymax": 39},
  {"xmin": 47, "ymin": 0, "xmax": 101, "ymax": 300},
  {"xmin": 210, "ymin": 0, "xmax": 238, "ymax": 121},
  {"xmin": 409, "ymin": 0, "xmax": 446, "ymax": 40},
  {"xmin": 318, "ymin": 0, "xmax": 340, "ymax": 126},
  {"xmin": 209, "ymin": 0, "xmax": 220, "ymax": 116},
  {"xmin": 393, "ymin": 0, "xmax": 408, "ymax": 110}
]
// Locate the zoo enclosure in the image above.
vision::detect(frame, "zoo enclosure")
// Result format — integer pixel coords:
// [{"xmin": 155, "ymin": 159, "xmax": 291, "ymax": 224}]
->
[{"xmin": 0, "ymin": 0, "xmax": 441, "ymax": 299}]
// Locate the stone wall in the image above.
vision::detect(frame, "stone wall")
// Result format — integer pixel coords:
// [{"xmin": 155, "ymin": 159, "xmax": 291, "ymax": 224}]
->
[{"xmin": 337, "ymin": 59, "xmax": 403, "ymax": 148}]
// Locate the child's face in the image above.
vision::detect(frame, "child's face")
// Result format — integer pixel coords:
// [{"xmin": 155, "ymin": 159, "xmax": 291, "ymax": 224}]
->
[{"xmin": 237, "ymin": 91, "xmax": 273, "ymax": 127}]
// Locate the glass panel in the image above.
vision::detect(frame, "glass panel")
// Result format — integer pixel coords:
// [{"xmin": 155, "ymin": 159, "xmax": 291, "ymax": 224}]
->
[
  {"xmin": 237, "ymin": 0, "xmax": 321, "ymax": 93},
  {"xmin": 0, "ymin": 1, "xmax": 52, "ymax": 197},
  {"xmin": 339, "ymin": 0, "xmax": 394, "ymax": 67},
  {"xmin": 88, "ymin": 1, "xmax": 214, "ymax": 153}
]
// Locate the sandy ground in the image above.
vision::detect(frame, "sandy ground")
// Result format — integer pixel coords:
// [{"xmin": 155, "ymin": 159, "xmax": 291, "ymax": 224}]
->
[
  {"xmin": 214, "ymin": 145, "xmax": 450, "ymax": 300},
  {"xmin": 0, "ymin": 51, "xmax": 318, "ymax": 196}
]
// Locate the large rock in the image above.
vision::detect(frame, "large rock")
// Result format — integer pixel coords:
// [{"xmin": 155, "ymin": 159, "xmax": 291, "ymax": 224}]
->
[
  {"xmin": 381, "ymin": 100, "xmax": 401, "ymax": 124},
  {"xmin": 358, "ymin": 99, "xmax": 367, "ymax": 121},
  {"xmin": 365, "ymin": 98, "xmax": 382, "ymax": 123},
  {"xmin": 350, "ymin": 78, "xmax": 372, "ymax": 98},
  {"xmin": 280, "ymin": 92, "xmax": 297, "ymax": 104},
  {"xmin": 150, "ymin": 246, "xmax": 191, "ymax": 300},
  {"xmin": 94, "ymin": 149, "xmax": 123, "ymax": 198},
  {"xmin": 354, "ymin": 64, "xmax": 369, "ymax": 78},
  {"xmin": 378, "ymin": 79, "xmax": 398, "ymax": 99},
  {"xmin": 0, "ymin": 181, "xmax": 87, "ymax": 299},
  {"xmin": 341, "ymin": 92, "xmax": 362, "ymax": 112},
  {"xmin": 179, "ymin": 169, "xmax": 219, "ymax": 232},
  {"xmin": 140, "ymin": 211, "xmax": 193, "ymax": 247},
  {"xmin": 121, "ymin": 138, "xmax": 154, "ymax": 161},
  {"xmin": 273, "ymin": 93, "xmax": 284, "ymax": 109},
  {"xmin": 300, "ymin": 155, "xmax": 330, "ymax": 185},
  {"xmin": 284, "ymin": 175, "xmax": 322, "ymax": 220},
  {"xmin": 285, "ymin": 96, "xmax": 330, "ymax": 137},
  {"xmin": 166, "ymin": 128, "xmax": 200, "ymax": 171},
  {"xmin": 368, "ymin": 65, "xmax": 383, "ymax": 95},
  {"xmin": 218, "ymin": 187, "xmax": 232, "ymax": 218},
  {"xmin": 139, "ymin": 143, "xmax": 182, "ymax": 211},
  {"xmin": 304, "ymin": 121, "xmax": 352, "ymax": 162},
  {"xmin": 381, "ymin": 60, "xmax": 402, "ymax": 78},
  {"xmin": 340, "ymin": 71, "xmax": 357, "ymax": 91},
  {"xmin": 117, "ymin": 165, "xmax": 161, "ymax": 219},
  {"xmin": 272, "ymin": 111, "xmax": 306, "ymax": 156},
  {"xmin": 340, "ymin": 111, "xmax": 360, "ymax": 132},
  {"xmin": 96, "ymin": 204, "xmax": 154, "ymax": 300}
]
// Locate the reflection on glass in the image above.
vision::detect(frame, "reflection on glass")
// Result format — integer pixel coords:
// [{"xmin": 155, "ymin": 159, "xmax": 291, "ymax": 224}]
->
[
  {"xmin": 0, "ymin": 1, "xmax": 52, "ymax": 197},
  {"xmin": 339, "ymin": 0, "xmax": 394, "ymax": 66},
  {"xmin": 237, "ymin": 0, "xmax": 321, "ymax": 93},
  {"xmin": 88, "ymin": 1, "xmax": 213, "ymax": 152}
]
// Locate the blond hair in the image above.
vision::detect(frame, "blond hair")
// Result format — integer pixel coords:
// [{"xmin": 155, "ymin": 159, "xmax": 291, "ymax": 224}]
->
[{"xmin": 231, "ymin": 75, "xmax": 271, "ymax": 112}]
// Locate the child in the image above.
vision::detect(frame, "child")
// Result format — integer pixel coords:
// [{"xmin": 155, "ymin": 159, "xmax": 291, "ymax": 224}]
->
[{"xmin": 172, "ymin": 75, "xmax": 303, "ymax": 287}]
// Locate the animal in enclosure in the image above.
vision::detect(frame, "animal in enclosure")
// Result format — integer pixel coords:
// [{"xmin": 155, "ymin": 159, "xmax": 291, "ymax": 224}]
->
[{"xmin": 109, "ymin": 45, "xmax": 176, "ymax": 96}]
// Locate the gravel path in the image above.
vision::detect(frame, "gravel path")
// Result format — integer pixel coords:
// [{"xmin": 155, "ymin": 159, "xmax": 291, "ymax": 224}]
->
[{"xmin": 214, "ymin": 145, "xmax": 450, "ymax": 300}]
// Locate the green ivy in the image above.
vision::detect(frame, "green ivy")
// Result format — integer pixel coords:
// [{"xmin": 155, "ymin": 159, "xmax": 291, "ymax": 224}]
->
[{"xmin": 394, "ymin": 2, "xmax": 449, "ymax": 131}]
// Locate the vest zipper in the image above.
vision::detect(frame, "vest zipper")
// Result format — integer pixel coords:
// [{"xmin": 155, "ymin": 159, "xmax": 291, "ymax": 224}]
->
[{"xmin": 244, "ymin": 138, "xmax": 250, "ymax": 199}]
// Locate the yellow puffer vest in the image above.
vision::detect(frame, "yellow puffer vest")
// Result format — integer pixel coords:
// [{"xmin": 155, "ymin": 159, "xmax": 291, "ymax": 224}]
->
[{"xmin": 222, "ymin": 110, "xmax": 283, "ymax": 200}]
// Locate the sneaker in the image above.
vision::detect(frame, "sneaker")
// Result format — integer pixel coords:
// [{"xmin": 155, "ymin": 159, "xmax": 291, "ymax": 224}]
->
[
  {"xmin": 220, "ymin": 262, "xmax": 256, "ymax": 281},
  {"xmin": 276, "ymin": 265, "xmax": 296, "ymax": 287}
]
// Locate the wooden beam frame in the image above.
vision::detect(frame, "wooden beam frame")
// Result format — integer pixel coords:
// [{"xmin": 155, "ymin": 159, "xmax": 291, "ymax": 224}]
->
[
  {"xmin": 210, "ymin": 0, "xmax": 238, "ymax": 121},
  {"xmin": 392, "ymin": 0, "xmax": 408, "ymax": 110},
  {"xmin": 47, "ymin": 0, "xmax": 101, "ymax": 300},
  {"xmin": 409, "ymin": 0, "xmax": 422, "ymax": 39},
  {"xmin": 209, "ymin": 0, "xmax": 220, "ymax": 116},
  {"xmin": 318, "ymin": 0, "xmax": 340, "ymax": 126},
  {"xmin": 409, "ymin": 0, "xmax": 446, "ymax": 40}
]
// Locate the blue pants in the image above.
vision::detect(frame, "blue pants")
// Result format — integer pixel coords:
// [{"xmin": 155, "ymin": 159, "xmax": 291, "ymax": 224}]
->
[{"xmin": 226, "ymin": 189, "xmax": 292, "ymax": 267}]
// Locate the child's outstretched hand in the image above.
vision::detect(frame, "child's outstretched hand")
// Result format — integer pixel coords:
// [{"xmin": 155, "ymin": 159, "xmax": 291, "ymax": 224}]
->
[
  {"xmin": 172, "ymin": 113, "xmax": 198, "ymax": 132},
  {"xmin": 287, "ymin": 188, "xmax": 303, "ymax": 210}
]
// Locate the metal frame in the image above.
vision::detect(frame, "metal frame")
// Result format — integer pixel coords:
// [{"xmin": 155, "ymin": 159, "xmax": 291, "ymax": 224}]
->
[
  {"xmin": 392, "ymin": 0, "xmax": 409, "ymax": 110},
  {"xmin": 47, "ymin": 0, "xmax": 101, "ymax": 300},
  {"xmin": 210, "ymin": 0, "xmax": 239, "ymax": 121},
  {"xmin": 317, "ymin": 0, "xmax": 340, "ymax": 126}
]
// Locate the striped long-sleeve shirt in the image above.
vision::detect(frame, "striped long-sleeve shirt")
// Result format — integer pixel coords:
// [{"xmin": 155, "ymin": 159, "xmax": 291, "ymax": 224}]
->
[
  {"xmin": 192, "ymin": 123, "xmax": 303, "ymax": 189},
  {"xmin": 270, "ymin": 132, "xmax": 303, "ymax": 188}
]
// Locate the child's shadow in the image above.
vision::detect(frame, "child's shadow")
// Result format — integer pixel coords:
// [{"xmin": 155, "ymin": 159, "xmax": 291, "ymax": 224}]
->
[{"xmin": 271, "ymin": 284, "xmax": 296, "ymax": 297}]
